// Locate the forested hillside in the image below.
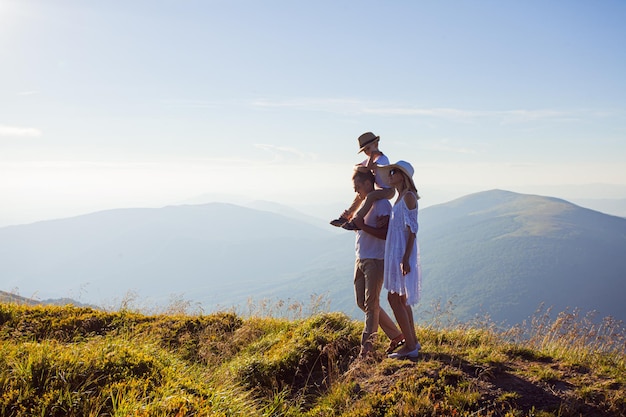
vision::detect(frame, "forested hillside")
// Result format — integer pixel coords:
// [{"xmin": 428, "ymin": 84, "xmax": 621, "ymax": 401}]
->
[{"xmin": 417, "ymin": 190, "xmax": 626, "ymax": 323}]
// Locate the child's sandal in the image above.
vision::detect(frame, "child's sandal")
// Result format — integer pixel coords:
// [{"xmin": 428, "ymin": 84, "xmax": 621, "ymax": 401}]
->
[{"xmin": 330, "ymin": 216, "xmax": 349, "ymax": 227}]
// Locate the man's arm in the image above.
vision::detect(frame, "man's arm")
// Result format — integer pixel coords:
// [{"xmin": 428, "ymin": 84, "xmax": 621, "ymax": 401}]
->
[{"xmin": 353, "ymin": 215, "xmax": 389, "ymax": 240}]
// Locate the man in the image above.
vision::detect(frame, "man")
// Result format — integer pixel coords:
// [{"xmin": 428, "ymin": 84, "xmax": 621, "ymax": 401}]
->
[{"xmin": 350, "ymin": 169, "xmax": 404, "ymax": 358}]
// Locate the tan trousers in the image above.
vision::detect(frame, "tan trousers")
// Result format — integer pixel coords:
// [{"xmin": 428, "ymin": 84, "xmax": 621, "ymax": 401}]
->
[{"xmin": 354, "ymin": 258, "xmax": 402, "ymax": 346}]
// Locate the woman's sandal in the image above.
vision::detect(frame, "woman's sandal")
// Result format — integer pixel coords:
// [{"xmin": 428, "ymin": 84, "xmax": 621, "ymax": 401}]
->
[{"xmin": 385, "ymin": 334, "xmax": 406, "ymax": 354}]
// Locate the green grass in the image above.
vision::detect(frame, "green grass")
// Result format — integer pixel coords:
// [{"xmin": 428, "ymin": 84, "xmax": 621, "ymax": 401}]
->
[{"xmin": 1, "ymin": 300, "xmax": 624, "ymax": 416}]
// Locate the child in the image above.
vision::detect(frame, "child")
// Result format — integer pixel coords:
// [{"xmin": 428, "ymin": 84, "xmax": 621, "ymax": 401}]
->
[{"xmin": 330, "ymin": 132, "xmax": 396, "ymax": 230}]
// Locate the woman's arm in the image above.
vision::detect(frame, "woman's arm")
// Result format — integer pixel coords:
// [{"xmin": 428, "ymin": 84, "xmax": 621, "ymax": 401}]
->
[
  {"xmin": 401, "ymin": 192, "xmax": 418, "ymax": 275},
  {"xmin": 401, "ymin": 230, "xmax": 416, "ymax": 276}
]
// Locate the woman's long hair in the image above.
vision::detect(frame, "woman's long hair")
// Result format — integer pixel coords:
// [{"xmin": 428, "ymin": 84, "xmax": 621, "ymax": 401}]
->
[{"xmin": 399, "ymin": 172, "xmax": 420, "ymax": 199}]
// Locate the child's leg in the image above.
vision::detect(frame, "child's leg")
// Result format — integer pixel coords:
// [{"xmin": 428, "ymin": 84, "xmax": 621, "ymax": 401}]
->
[
  {"xmin": 353, "ymin": 188, "xmax": 395, "ymax": 220},
  {"xmin": 330, "ymin": 193, "xmax": 364, "ymax": 226},
  {"xmin": 343, "ymin": 193, "xmax": 364, "ymax": 220}
]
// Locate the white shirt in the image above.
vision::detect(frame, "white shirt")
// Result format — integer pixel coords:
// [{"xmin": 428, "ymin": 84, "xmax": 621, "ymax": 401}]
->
[
  {"xmin": 360, "ymin": 153, "xmax": 391, "ymax": 189},
  {"xmin": 355, "ymin": 198, "xmax": 392, "ymax": 260}
]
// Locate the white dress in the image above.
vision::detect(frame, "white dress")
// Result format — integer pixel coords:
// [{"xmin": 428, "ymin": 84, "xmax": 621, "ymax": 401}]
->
[{"xmin": 384, "ymin": 190, "xmax": 422, "ymax": 305}]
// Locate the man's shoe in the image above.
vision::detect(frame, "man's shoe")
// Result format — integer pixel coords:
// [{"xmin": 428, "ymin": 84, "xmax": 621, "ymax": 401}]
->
[
  {"xmin": 342, "ymin": 221, "xmax": 360, "ymax": 231},
  {"xmin": 359, "ymin": 341, "xmax": 373, "ymax": 359},
  {"xmin": 330, "ymin": 216, "xmax": 348, "ymax": 227}
]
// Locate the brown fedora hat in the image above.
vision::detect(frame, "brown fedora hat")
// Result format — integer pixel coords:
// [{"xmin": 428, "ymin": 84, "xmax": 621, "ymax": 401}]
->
[{"xmin": 357, "ymin": 132, "xmax": 380, "ymax": 153}]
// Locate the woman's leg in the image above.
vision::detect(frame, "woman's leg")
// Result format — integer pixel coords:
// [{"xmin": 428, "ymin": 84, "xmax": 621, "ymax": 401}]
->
[
  {"xmin": 403, "ymin": 303, "xmax": 418, "ymax": 348},
  {"xmin": 387, "ymin": 292, "xmax": 417, "ymax": 353}
]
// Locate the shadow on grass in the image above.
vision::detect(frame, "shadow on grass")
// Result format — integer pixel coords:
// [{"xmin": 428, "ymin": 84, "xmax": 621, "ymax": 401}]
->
[{"xmin": 422, "ymin": 351, "xmax": 610, "ymax": 416}]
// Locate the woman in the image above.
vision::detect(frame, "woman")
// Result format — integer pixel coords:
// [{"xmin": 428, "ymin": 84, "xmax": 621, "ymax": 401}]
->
[{"xmin": 378, "ymin": 160, "xmax": 422, "ymax": 359}]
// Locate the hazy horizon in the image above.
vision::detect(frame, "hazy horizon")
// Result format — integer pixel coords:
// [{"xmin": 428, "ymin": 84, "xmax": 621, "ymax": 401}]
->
[{"xmin": 2, "ymin": 183, "xmax": 626, "ymax": 229}]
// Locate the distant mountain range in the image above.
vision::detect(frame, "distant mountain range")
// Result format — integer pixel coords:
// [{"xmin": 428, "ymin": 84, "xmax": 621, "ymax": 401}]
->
[
  {"xmin": 417, "ymin": 190, "xmax": 626, "ymax": 323},
  {"xmin": 1, "ymin": 190, "xmax": 625, "ymax": 325},
  {"xmin": 0, "ymin": 203, "xmax": 346, "ymax": 309}
]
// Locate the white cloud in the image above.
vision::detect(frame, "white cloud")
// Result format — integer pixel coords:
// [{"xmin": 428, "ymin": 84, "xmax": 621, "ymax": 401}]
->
[
  {"xmin": 496, "ymin": 109, "xmax": 572, "ymax": 124},
  {"xmin": 363, "ymin": 106, "xmax": 571, "ymax": 124},
  {"xmin": 0, "ymin": 124, "xmax": 42, "ymax": 137},
  {"xmin": 247, "ymin": 97, "xmax": 579, "ymax": 125},
  {"xmin": 249, "ymin": 97, "xmax": 367, "ymax": 115},
  {"xmin": 363, "ymin": 107, "xmax": 476, "ymax": 118},
  {"xmin": 159, "ymin": 99, "xmax": 220, "ymax": 109},
  {"xmin": 426, "ymin": 140, "xmax": 480, "ymax": 155},
  {"xmin": 254, "ymin": 144, "xmax": 317, "ymax": 163}
]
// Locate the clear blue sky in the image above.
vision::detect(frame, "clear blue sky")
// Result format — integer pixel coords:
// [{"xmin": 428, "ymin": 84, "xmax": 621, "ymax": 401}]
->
[{"xmin": 2, "ymin": 0, "xmax": 625, "ymax": 226}]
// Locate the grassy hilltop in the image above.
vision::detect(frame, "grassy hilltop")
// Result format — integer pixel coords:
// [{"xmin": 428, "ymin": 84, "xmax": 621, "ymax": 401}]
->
[{"xmin": 0, "ymin": 301, "xmax": 624, "ymax": 417}]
